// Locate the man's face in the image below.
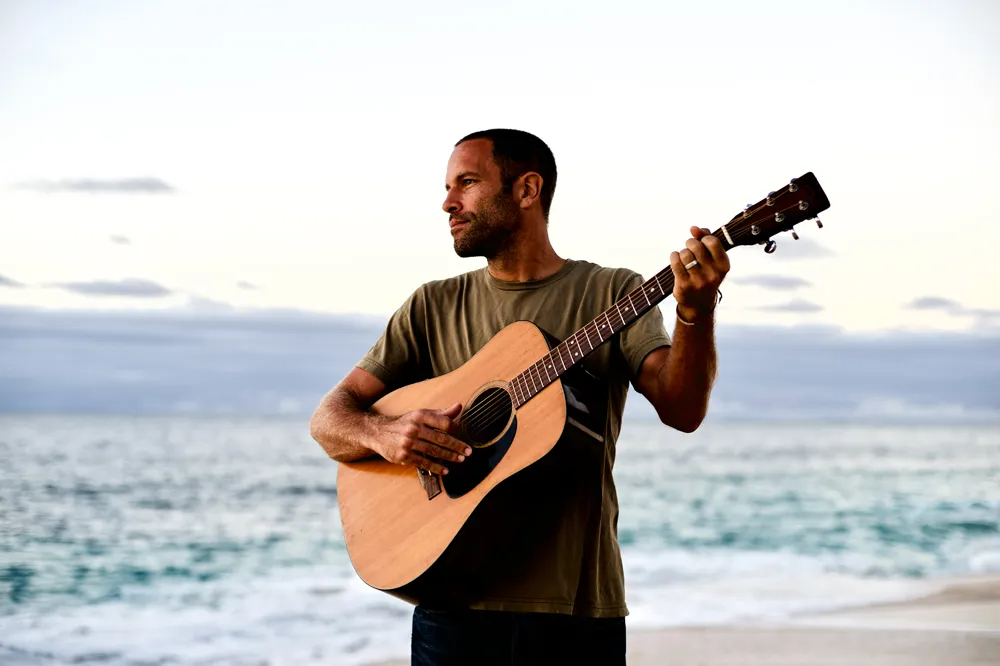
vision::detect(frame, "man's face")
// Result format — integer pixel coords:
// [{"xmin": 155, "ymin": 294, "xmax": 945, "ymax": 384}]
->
[{"xmin": 442, "ymin": 139, "xmax": 519, "ymax": 258}]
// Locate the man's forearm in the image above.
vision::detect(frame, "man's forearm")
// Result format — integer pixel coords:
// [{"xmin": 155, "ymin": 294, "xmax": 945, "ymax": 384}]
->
[
  {"xmin": 310, "ymin": 388, "xmax": 388, "ymax": 463},
  {"xmin": 655, "ymin": 313, "xmax": 718, "ymax": 432}
]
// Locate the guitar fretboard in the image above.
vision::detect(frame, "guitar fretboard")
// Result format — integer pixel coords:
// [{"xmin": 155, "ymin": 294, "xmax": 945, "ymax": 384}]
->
[{"xmin": 508, "ymin": 229, "xmax": 724, "ymax": 407}]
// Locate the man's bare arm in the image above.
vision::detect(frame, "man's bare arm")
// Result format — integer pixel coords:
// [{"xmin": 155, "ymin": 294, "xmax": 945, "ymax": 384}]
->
[
  {"xmin": 633, "ymin": 225, "xmax": 728, "ymax": 433},
  {"xmin": 309, "ymin": 367, "xmax": 390, "ymax": 462},
  {"xmin": 634, "ymin": 321, "xmax": 717, "ymax": 433},
  {"xmin": 309, "ymin": 367, "xmax": 472, "ymax": 475}
]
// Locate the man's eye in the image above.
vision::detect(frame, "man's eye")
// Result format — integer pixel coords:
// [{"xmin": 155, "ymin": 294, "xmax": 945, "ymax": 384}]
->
[{"xmin": 463, "ymin": 179, "xmax": 475, "ymax": 186}]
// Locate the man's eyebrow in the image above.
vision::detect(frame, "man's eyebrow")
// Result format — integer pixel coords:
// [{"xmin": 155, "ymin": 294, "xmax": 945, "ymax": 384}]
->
[{"xmin": 446, "ymin": 171, "xmax": 482, "ymax": 190}]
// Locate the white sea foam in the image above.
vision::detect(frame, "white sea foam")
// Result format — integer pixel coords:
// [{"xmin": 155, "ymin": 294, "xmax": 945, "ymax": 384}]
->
[
  {"xmin": 623, "ymin": 548, "xmax": 942, "ymax": 629},
  {"xmin": 0, "ymin": 551, "xmax": 950, "ymax": 666}
]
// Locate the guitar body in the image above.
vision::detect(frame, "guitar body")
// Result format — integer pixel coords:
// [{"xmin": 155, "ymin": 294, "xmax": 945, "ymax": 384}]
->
[{"xmin": 337, "ymin": 320, "xmax": 605, "ymax": 599}]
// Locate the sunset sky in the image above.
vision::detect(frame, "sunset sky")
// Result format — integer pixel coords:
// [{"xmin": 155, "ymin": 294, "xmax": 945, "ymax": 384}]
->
[{"xmin": 2, "ymin": 0, "xmax": 998, "ymax": 335}]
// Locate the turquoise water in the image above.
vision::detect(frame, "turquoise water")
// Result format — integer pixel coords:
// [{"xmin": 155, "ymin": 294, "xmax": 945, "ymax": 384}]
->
[{"xmin": 1, "ymin": 415, "xmax": 998, "ymax": 664}]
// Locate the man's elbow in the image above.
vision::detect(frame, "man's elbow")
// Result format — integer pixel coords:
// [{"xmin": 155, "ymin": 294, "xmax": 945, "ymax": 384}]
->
[
  {"xmin": 662, "ymin": 416, "xmax": 703, "ymax": 433},
  {"xmin": 656, "ymin": 406, "xmax": 706, "ymax": 434},
  {"xmin": 309, "ymin": 403, "xmax": 342, "ymax": 459}
]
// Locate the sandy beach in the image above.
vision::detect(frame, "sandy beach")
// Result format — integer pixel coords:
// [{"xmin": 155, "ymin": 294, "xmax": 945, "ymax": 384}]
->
[{"xmin": 365, "ymin": 574, "xmax": 1000, "ymax": 665}]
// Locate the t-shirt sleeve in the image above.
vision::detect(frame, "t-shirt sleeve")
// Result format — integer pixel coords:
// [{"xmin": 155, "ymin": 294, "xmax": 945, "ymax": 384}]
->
[
  {"xmin": 617, "ymin": 272, "xmax": 672, "ymax": 381},
  {"xmin": 356, "ymin": 287, "xmax": 429, "ymax": 390}
]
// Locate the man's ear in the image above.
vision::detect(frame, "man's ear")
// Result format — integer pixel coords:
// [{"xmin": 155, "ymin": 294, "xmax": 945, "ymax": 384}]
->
[{"xmin": 517, "ymin": 172, "xmax": 543, "ymax": 210}]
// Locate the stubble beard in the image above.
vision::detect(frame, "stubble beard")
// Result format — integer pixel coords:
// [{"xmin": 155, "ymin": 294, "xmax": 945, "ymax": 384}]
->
[{"xmin": 452, "ymin": 188, "xmax": 519, "ymax": 260}]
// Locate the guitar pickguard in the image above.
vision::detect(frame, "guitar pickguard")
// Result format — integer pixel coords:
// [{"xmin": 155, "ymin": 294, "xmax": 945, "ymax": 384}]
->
[{"xmin": 442, "ymin": 416, "xmax": 518, "ymax": 498}]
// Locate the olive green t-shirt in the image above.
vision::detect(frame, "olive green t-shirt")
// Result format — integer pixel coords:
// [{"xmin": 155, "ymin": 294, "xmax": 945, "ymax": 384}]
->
[{"xmin": 356, "ymin": 258, "xmax": 671, "ymax": 617}]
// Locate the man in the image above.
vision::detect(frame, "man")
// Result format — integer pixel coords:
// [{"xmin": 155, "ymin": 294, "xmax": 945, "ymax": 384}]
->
[{"xmin": 310, "ymin": 129, "xmax": 728, "ymax": 665}]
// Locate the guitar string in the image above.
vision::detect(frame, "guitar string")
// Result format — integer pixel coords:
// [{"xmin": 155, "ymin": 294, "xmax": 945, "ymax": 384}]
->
[
  {"xmin": 456, "ymin": 208, "xmax": 799, "ymax": 437},
  {"xmin": 456, "ymin": 196, "xmax": 807, "ymax": 435},
  {"xmin": 455, "ymin": 195, "xmax": 810, "ymax": 435}
]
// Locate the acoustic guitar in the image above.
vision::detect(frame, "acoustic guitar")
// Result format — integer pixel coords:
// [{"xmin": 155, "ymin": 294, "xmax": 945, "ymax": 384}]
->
[{"xmin": 337, "ymin": 172, "xmax": 831, "ymax": 601}]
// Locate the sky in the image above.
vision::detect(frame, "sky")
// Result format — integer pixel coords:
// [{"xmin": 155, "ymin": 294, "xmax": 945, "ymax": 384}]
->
[{"xmin": 1, "ymin": 0, "xmax": 999, "ymax": 418}]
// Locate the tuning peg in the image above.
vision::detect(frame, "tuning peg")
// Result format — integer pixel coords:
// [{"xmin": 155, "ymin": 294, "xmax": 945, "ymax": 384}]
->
[
  {"xmin": 791, "ymin": 231, "xmax": 799, "ymax": 240},
  {"xmin": 789, "ymin": 178, "xmax": 799, "ymax": 193},
  {"xmin": 815, "ymin": 217, "xmax": 823, "ymax": 229},
  {"xmin": 764, "ymin": 240, "xmax": 777, "ymax": 254},
  {"xmin": 766, "ymin": 192, "xmax": 776, "ymax": 206}
]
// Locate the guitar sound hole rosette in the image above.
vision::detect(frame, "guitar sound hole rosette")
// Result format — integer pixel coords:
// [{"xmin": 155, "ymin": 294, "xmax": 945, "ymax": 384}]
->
[{"xmin": 462, "ymin": 384, "xmax": 514, "ymax": 448}]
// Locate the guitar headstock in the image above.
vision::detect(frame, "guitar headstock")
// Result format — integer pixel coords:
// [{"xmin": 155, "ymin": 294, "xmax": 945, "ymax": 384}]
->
[{"xmin": 719, "ymin": 172, "xmax": 830, "ymax": 253}]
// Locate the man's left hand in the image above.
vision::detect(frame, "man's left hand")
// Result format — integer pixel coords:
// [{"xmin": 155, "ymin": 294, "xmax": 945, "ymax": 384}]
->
[{"xmin": 670, "ymin": 226, "xmax": 730, "ymax": 322}]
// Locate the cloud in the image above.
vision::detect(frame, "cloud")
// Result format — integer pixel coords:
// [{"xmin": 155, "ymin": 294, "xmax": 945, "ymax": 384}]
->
[
  {"xmin": 0, "ymin": 305, "xmax": 383, "ymax": 416},
  {"xmin": 732, "ymin": 274, "xmax": 811, "ymax": 290},
  {"xmin": 15, "ymin": 178, "xmax": 175, "ymax": 194},
  {"xmin": 51, "ymin": 278, "xmax": 173, "ymax": 298},
  {"xmin": 0, "ymin": 306, "xmax": 997, "ymax": 422},
  {"xmin": 236, "ymin": 281, "xmax": 259, "ymax": 290},
  {"xmin": 755, "ymin": 299, "xmax": 824, "ymax": 313},
  {"xmin": 110, "ymin": 235, "xmax": 131, "ymax": 245},
  {"xmin": 0, "ymin": 274, "xmax": 26, "ymax": 288},
  {"xmin": 906, "ymin": 296, "xmax": 1000, "ymax": 320},
  {"xmin": 185, "ymin": 296, "xmax": 236, "ymax": 312},
  {"xmin": 769, "ymin": 237, "xmax": 834, "ymax": 260},
  {"xmin": 907, "ymin": 296, "xmax": 960, "ymax": 311}
]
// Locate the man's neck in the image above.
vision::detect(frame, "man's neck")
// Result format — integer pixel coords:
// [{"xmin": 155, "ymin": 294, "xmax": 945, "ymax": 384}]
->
[
  {"xmin": 487, "ymin": 251, "xmax": 566, "ymax": 283},
  {"xmin": 486, "ymin": 223, "xmax": 565, "ymax": 283}
]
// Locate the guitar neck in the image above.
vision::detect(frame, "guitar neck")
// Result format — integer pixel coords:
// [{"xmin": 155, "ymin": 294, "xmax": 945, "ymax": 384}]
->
[{"xmin": 508, "ymin": 230, "xmax": 727, "ymax": 408}]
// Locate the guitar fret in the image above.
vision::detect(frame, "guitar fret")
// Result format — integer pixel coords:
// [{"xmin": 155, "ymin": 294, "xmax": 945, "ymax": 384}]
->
[
  {"xmin": 641, "ymin": 285, "xmax": 651, "ymax": 306},
  {"xmin": 595, "ymin": 319, "xmax": 604, "ymax": 342},
  {"xmin": 511, "ymin": 377, "xmax": 522, "ymax": 405},
  {"xmin": 582, "ymin": 328, "xmax": 594, "ymax": 352}
]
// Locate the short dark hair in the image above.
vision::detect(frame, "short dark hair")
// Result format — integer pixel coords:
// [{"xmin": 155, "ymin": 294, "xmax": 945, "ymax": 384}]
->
[{"xmin": 456, "ymin": 129, "xmax": 557, "ymax": 217}]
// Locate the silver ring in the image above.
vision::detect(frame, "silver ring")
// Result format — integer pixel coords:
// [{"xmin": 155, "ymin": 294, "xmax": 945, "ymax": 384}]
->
[{"xmin": 684, "ymin": 259, "xmax": 698, "ymax": 270}]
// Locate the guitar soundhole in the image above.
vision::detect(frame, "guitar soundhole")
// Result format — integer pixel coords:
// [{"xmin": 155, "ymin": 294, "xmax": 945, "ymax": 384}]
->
[
  {"xmin": 462, "ymin": 387, "xmax": 513, "ymax": 447},
  {"xmin": 444, "ymin": 385, "xmax": 517, "ymax": 499}
]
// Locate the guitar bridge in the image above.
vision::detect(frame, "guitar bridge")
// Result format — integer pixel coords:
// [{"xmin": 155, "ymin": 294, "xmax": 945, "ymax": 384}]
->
[{"xmin": 416, "ymin": 468, "xmax": 442, "ymax": 500}]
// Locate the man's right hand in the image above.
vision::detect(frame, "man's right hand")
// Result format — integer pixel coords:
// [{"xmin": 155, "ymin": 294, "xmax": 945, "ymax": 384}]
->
[{"xmin": 374, "ymin": 402, "xmax": 471, "ymax": 475}]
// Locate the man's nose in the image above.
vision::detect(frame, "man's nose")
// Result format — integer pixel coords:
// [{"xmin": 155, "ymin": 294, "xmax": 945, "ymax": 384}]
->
[{"xmin": 442, "ymin": 193, "xmax": 461, "ymax": 214}]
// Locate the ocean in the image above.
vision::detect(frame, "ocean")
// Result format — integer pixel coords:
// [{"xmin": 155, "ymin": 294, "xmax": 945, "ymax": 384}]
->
[{"xmin": 1, "ymin": 414, "xmax": 998, "ymax": 665}]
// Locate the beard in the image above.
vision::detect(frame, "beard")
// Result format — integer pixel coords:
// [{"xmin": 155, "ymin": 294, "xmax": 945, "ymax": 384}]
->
[{"xmin": 452, "ymin": 187, "xmax": 519, "ymax": 259}]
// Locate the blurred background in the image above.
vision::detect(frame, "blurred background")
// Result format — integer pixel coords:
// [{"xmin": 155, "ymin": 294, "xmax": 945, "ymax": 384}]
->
[{"xmin": 1, "ymin": 1, "xmax": 998, "ymax": 664}]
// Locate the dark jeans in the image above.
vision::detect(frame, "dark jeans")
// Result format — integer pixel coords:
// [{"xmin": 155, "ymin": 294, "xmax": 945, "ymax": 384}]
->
[{"xmin": 411, "ymin": 606, "xmax": 626, "ymax": 666}]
